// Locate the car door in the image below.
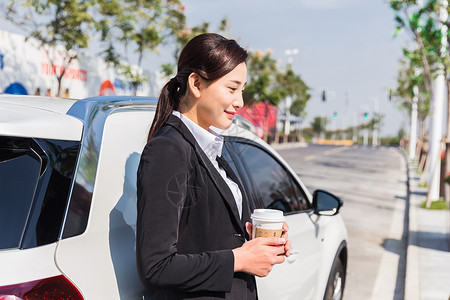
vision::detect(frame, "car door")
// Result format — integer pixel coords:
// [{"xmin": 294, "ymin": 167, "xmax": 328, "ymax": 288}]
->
[{"xmin": 223, "ymin": 138, "xmax": 323, "ymax": 300}]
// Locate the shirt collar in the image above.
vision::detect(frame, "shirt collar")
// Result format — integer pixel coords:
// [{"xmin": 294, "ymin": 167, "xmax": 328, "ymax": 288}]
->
[{"xmin": 172, "ymin": 111, "xmax": 224, "ymax": 160}]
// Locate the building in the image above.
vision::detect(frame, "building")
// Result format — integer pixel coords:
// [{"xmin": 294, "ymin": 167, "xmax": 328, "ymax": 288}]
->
[{"xmin": 0, "ymin": 30, "xmax": 165, "ymax": 98}]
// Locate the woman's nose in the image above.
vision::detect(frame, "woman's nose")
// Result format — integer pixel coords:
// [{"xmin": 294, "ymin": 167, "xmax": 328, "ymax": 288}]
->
[{"xmin": 234, "ymin": 92, "xmax": 244, "ymax": 109}]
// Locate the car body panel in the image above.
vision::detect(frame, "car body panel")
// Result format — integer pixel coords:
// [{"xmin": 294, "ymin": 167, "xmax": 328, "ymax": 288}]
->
[
  {"xmin": 0, "ymin": 244, "xmax": 61, "ymax": 285},
  {"xmin": 0, "ymin": 96, "xmax": 348, "ymax": 300},
  {"xmin": 0, "ymin": 95, "xmax": 77, "ymax": 114},
  {"xmin": 256, "ymin": 211, "xmax": 322, "ymax": 299},
  {"xmin": 60, "ymin": 97, "xmax": 157, "ymax": 240},
  {"xmin": 315, "ymin": 215, "xmax": 348, "ymax": 299},
  {"xmin": 0, "ymin": 96, "xmax": 82, "ymax": 140},
  {"xmin": 56, "ymin": 106, "xmax": 154, "ymax": 299}
]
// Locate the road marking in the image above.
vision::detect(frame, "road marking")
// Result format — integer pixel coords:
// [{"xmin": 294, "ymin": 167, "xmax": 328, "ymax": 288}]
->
[
  {"xmin": 323, "ymin": 146, "xmax": 350, "ymax": 156},
  {"xmin": 371, "ymin": 196, "xmax": 406, "ymax": 300},
  {"xmin": 371, "ymin": 157, "xmax": 407, "ymax": 300},
  {"xmin": 304, "ymin": 146, "xmax": 350, "ymax": 161},
  {"xmin": 304, "ymin": 155, "xmax": 316, "ymax": 161}
]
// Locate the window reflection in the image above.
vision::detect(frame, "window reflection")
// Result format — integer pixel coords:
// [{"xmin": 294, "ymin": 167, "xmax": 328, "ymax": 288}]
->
[{"xmin": 233, "ymin": 142, "xmax": 310, "ymax": 213}]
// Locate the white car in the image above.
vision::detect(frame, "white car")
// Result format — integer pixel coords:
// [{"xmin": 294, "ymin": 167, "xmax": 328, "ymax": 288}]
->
[{"xmin": 0, "ymin": 95, "xmax": 348, "ymax": 300}]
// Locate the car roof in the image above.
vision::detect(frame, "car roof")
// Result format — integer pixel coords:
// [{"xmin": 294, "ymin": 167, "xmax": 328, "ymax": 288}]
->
[{"xmin": 0, "ymin": 95, "xmax": 83, "ymax": 140}]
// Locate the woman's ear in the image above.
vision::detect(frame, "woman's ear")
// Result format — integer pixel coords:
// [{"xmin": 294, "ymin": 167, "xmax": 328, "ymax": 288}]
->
[{"xmin": 187, "ymin": 73, "xmax": 202, "ymax": 98}]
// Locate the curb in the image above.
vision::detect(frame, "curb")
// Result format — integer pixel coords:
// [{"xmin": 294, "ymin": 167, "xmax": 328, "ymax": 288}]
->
[{"xmin": 405, "ymin": 161, "xmax": 420, "ymax": 300}]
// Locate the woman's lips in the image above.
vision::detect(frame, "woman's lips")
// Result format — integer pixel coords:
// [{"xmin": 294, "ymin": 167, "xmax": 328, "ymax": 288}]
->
[{"xmin": 225, "ymin": 111, "xmax": 236, "ymax": 118}]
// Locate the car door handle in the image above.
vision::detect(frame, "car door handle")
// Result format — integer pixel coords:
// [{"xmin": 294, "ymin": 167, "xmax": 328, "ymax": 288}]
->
[{"xmin": 287, "ymin": 248, "xmax": 299, "ymax": 264}]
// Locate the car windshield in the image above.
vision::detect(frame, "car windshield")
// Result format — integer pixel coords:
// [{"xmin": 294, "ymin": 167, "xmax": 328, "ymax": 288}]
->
[{"xmin": 0, "ymin": 136, "xmax": 80, "ymax": 250}]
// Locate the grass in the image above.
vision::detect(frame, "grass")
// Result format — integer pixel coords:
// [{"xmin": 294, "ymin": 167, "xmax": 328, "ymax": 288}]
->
[
  {"xmin": 420, "ymin": 200, "xmax": 448, "ymax": 210},
  {"xmin": 418, "ymin": 182, "xmax": 428, "ymax": 188}
]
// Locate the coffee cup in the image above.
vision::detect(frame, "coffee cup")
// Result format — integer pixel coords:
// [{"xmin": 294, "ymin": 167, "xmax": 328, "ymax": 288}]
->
[{"xmin": 250, "ymin": 209, "xmax": 285, "ymax": 239}]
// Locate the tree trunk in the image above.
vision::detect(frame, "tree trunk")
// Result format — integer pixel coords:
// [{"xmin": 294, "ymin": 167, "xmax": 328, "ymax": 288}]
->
[
  {"xmin": 414, "ymin": 33, "xmax": 434, "ymax": 99},
  {"xmin": 133, "ymin": 82, "xmax": 138, "ymax": 96},
  {"xmin": 445, "ymin": 79, "xmax": 450, "ymax": 203}
]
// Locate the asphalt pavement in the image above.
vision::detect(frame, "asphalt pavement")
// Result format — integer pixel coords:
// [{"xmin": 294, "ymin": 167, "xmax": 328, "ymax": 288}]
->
[{"xmin": 272, "ymin": 142, "xmax": 450, "ymax": 300}]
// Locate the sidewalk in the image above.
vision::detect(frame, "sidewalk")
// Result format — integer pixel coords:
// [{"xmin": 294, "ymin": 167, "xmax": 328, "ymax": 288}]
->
[{"xmin": 406, "ymin": 161, "xmax": 450, "ymax": 300}]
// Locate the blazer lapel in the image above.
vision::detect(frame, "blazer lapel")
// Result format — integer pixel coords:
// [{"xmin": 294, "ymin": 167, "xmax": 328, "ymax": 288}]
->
[
  {"xmin": 165, "ymin": 115, "xmax": 244, "ymax": 234},
  {"xmin": 216, "ymin": 154, "xmax": 252, "ymax": 240}
]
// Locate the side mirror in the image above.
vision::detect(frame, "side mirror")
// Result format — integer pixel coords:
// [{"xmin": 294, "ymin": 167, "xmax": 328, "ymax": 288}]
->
[{"xmin": 312, "ymin": 189, "xmax": 343, "ymax": 216}]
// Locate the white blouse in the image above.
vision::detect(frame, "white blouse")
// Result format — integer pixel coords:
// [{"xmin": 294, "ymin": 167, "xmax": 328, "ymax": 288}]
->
[{"xmin": 172, "ymin": 111, "xmax": 243, "ymax": 219}]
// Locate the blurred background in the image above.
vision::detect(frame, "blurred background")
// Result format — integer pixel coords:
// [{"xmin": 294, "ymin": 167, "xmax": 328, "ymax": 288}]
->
[{"xmin": 0, "ymin": 0, "xmax": 410, "ymax": 142}]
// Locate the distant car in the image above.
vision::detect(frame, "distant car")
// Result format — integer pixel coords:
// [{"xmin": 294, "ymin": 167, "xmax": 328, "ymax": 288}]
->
[{"xmin": 0, "ymin": 95, "xmax": 348, "ymax": 300}]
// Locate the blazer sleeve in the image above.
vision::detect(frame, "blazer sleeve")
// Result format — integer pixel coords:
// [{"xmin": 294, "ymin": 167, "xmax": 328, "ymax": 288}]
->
[{"xmin": 136, "ymin": 135, "xmax": 235, "ymax": 293}]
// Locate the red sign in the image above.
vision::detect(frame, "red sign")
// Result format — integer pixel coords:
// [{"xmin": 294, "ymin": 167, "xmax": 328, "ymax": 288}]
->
[
  {"xmin": 41, "ymin": 63, "xmax": 88, "ymax": 82},
  {"xmin": 237, "ymin": 102, "xmax": 278, "ymax": 138}
]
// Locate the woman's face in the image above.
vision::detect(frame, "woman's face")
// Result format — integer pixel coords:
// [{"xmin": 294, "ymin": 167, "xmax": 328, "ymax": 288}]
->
[{"xmin": 196, "ymin": 62, "xmax": 247, "ymax": 130}]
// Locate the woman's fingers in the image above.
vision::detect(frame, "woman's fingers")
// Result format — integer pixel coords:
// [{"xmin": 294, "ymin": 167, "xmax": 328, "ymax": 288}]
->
[
  {"xmin": 245, "ymin": 222, "xmax": 253, "ymax": 239},
  {"xmin": 258, "ymin": 237, "xmax": 286, "ymax": 246},
  {"xmin": 281, "ymin": 222, "xmax": 291, "ymax": 256}
]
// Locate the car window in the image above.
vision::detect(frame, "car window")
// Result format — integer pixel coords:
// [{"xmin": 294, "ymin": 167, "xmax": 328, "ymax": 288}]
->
[
  {"xmin": 0, "ymin": 136, "xmax": 80, "ymax": 249},
  {"xmin": 232, "ymin": 141, "xmax": 310, "ymax": 213},
  {"xmin": 221, "ymin": 143, "xmax": 242, "ymax": 183},
  {"xmin": 0, "ymin": 145, "xmax": 41, "ymax": 249}
]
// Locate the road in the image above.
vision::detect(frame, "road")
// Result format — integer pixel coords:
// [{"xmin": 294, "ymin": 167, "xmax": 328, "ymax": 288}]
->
[{"xmin": 275, "ymin": 144, "xmax": 408, "ymax": 300}]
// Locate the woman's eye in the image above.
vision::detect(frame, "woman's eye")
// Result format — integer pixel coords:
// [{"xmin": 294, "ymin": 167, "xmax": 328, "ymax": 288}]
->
[{"xmin": 229, "ymin": 87, "xmax": 237, "ymax": 92}]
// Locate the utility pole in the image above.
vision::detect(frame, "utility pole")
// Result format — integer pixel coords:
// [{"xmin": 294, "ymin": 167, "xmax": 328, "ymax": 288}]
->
[
  {"xmin": 409, "ymin": 84, "xmax": 419, "ymax": 160},
  {"xmin": 343, "ymin": 91, "xmax": 350, "ymax": 140},
  {"xmin": 352, "ymin": 111, "xmax": 357, "ymax": 143},
  {"xmin": 284, "ymin": 49, "xmax": 299, "ymax": 143},
  {"xmin": 372, "ymin": 98, "xmax": 379, "ymax": 146},
  {"xmin": 284, "ymin": 96, "xmax": 292, "ymax": 142},
  {"xmin": 427, "ymin": 0, "xmax": 448, "ymax": 203},
  {"xmin": 363, "ymin": 127, "xmax": 369, "ymax": 146}
]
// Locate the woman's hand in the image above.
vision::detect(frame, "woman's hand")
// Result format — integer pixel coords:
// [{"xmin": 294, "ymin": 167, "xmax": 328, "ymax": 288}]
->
[
  {"xmin": 232, "ymin": 237, "xmax": 286, "ymax": 277},
  {"xmin": 234, "ymin": 221, "xmax": 292, "ymax": 277},
  {"xmin": 281, "ymin": 222, "xmax": 291, "ymax": 257},
  {"xmin": 245, "ymin": 222, "xmax": 291, "ymax": 257}
]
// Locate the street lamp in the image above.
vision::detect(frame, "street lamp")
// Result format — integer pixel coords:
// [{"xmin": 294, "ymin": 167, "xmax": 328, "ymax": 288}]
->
[
  {"xmin": 285, "ymin": 48, "xmax": 299, "ymax": 66},
  {"xmin": 283, "ymin": 48, "xmax": 299, "ymax": 142}
]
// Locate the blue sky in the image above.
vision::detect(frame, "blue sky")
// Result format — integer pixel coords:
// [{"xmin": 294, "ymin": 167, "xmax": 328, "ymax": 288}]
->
[
  {"xmin": 178, "ymin": 0, "xmax": 412, "ymax": 137},
  {"xmin": 0, "ymin": 0, "xmax": 411, "ymax": 136}
]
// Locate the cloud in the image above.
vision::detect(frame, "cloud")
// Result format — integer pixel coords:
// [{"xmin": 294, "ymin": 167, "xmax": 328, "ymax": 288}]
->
[{"xmin": 298, "ymin": 0, "xmax": 359, "ymax": 9}]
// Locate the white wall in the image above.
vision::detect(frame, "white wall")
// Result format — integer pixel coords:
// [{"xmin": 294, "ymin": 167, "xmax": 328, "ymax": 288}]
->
[{"xmin": 0, "ymin": 30, "xmax": 164, "ymax": 99}]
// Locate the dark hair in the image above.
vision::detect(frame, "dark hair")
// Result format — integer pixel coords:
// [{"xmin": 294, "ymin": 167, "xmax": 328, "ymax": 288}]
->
[{"xmin": 147, "ymin": 33, "xmax": 248, "ymax": 141}]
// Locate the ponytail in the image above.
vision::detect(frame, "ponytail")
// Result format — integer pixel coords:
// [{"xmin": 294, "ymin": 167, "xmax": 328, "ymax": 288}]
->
[{"xmin": 147, "ymin": 76, "xmax": 183, "ymax": 141}]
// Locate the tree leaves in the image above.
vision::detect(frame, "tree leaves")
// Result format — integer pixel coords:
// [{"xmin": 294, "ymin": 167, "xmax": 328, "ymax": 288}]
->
[
  {"xmin": 5, "ymin": 0, "xmax": 97, "ymax": 95},
  {"xmin": 96, "ymin": 0, "xmax": 186, "ymax": 94},
  {"xmin": 243, "ymin": 50, "xmax": 311, "ymax": 118}
]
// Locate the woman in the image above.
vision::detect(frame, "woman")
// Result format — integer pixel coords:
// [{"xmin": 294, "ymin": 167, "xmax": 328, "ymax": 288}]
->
[{"xmin": 136, "ymin": 33, "xmax": 291, "ymax": 299}]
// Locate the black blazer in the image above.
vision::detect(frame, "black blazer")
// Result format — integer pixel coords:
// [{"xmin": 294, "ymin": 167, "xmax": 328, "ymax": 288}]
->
[{"xmin": 136, "ymin": 115, "xmax": 257, "ymax": 299}]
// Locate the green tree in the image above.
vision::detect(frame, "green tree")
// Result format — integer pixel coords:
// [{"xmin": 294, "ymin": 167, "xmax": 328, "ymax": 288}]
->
[
  {"xmin": 276, "ymin": 67, "xmax": 311, "ymax": 119},
  {"xmin": 160, "ymin": 18, "xmax": 230, "ymax": 77},
  {"xmin": 5, "ymin": 0, "xmax": 96, "ymax": 96},
  {"xmin": 390, "ymin": 0, "xmax": 450, "ymax": 202},
  {"xmin": 390, "ymin": 0, "xmax": 445, "ymax": 96},
  {"xmin": 310, "ymin": 116, "xmax": 328, "ymax": 138},
  {"xmin": 392, "ymin": 54, "xmax": 430, "ymax": 139},
  {"xmin": 243, "ymin": 50, "xmax": 283, "ymax": 106},
  {"xmin": 97, "ymin": 0, "xmax": 186, "ymax": 95}
]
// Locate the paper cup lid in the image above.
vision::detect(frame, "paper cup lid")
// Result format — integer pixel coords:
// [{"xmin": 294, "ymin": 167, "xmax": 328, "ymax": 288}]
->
[{"xmin": 251, "ymin": 209, "xmax": 285, "ymax": 222}]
